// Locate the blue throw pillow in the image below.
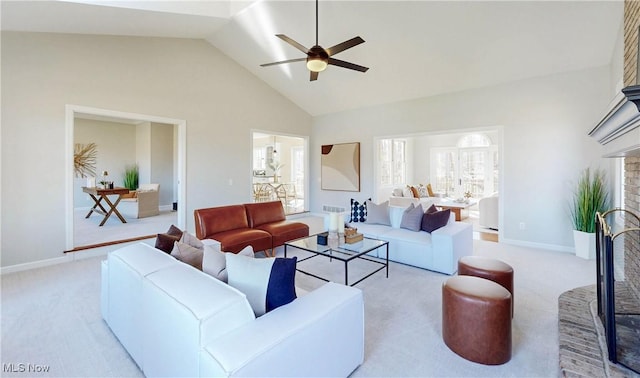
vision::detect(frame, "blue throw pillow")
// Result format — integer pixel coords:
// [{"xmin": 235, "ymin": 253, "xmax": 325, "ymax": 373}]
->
[
  {"xmin": 350, "ymin": 198, "xmax": 370, "ymax": 223},
  {"xmin": 225, "ymin": 253, "xmax": 297, "ymax": 316},
  {"xmin": 265, "ymin": 257, "xmax": 297, "ymax": 313}
]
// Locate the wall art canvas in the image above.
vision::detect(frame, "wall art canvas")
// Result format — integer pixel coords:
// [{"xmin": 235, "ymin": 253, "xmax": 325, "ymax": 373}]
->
[{"xmin": 321, "ymin": 142, "xmax": 360, "ymax": 191}]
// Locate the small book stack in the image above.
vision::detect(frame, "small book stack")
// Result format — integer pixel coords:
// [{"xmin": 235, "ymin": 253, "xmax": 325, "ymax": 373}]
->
[{"xmin": 344, "ymin": 227, "xmax": 363, "ymax": 244}]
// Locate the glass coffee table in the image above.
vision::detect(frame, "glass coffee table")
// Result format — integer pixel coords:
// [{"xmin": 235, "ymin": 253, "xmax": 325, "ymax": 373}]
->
[{"xmin": 284, "ymin": 234, "xmax": 389, "ymax": 286}]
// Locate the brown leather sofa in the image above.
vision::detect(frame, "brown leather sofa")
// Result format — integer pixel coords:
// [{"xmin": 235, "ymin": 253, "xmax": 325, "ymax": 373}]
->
[{"xmin": 194, "ymin": 201, "xmax": 309, "ymax": 256}]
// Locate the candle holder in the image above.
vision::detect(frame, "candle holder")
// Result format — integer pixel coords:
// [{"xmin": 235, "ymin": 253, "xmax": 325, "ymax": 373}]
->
[{"xmin": 324, "ymin": 206, "xmax": 347, "ymax": 249}]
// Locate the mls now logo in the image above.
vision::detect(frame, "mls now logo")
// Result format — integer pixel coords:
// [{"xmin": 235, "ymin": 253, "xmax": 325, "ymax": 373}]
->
[{"xmin": 3, "ymin": 363, "xmax": 50, "ymax": 373}]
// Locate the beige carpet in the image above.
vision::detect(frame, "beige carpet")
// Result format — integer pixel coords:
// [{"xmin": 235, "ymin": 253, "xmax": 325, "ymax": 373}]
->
[{"xmin": 1, "ymin": 216, "xmax": 595, "ymax": 377}]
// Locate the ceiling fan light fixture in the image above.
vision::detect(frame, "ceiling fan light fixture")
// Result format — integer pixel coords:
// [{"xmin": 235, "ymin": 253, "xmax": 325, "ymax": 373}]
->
[{"xmin": 306, "ymin": 57, "xmax": 328, "ymax": 72}]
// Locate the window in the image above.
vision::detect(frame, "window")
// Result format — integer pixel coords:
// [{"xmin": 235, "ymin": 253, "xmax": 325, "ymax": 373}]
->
[
  {"xmin": 430, "ymin": 133, "xmax": 498, "ymax": 198},
  {"xmin": 253, "ymin": 147, "xmax": 266, "ymax": 170},
  {"xmin": 379, "ymin": 139, "xmax": 406, "ymax": 186}
]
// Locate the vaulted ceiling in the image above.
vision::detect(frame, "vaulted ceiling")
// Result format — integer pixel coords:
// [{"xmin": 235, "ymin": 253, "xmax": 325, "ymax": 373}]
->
[{"xmin": 1, "ymin": 0, "xmax": 623, "ymax": 116}]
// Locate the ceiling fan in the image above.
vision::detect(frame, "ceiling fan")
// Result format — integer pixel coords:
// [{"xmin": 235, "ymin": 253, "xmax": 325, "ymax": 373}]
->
[{"xmin": 260, "ymin": 0, "xmax": 369, "ymax": 81}]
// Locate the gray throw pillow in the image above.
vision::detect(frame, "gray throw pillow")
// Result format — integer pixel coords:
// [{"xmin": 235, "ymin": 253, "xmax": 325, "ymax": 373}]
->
[
  {"xmin": 179, "ymin": 231, "xmax": 204, "ymax": 249},
  {"xmin": 365, "ymin": 200, "xmax": 391, "ymax": 226},
  {"xmin": 400, "ymin": 203, "xmax": 424, "ymax": 231},
  {"xmin": 170, "ymin": 242, "xmax": 204, "ymax": 270}
]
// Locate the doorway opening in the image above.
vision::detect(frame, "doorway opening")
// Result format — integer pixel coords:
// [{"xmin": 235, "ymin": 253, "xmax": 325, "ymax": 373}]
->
[
  {"xmin": 65, "ymin": 105, "xmax": 186, "ymax": 251},
  {"xmin": 374, "ymin": 127, "xmax": 503, "ymax": 239},
  {"xmin": 251, "ymin": 131, "xmax": 308, "ymax": 215}
]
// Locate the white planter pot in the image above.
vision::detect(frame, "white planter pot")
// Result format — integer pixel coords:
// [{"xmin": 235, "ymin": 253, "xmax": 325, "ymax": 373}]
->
[{"xmin": 573, "ymin": 230, "xmax": 596, "ymax": 259}]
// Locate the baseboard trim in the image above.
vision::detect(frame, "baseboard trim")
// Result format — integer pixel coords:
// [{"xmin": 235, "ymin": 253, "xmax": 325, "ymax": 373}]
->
[
  {"xmin": 65, "ymin": 235, "xmax": 156, "ymax": 253},
  {"xmin": 500, "ymin": 237, "xmax": 574, "ymax": 253},
  {"xmin": 1, "ymin": 239, "xmax": 157, "ymax": 275},
  {"xmin": 1, "ymin": 255, "xmax": 72, "ymax": 275}
]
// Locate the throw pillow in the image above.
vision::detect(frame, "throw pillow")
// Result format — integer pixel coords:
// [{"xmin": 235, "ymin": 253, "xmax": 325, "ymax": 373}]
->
[
  {"xmin": 350, "ymin": 198, "xmax": 370, "ymax": 223},
  {"xmin": 171, "ymin": 241, "xmax": 204, "ymax": 270},
  {"xmin": 180, "ymin": 231, "xmax": 204, "ymax": 249},
  {"xmin": 365, "ymin": 200, "xmax": 391, "ymax": 226},
  {"xmin": 425, "ymin": 204, "xmax": 438, "ymax": 214},
  {"xmin": 426, "ymin": 183, "xmax": 435, "ymax": 197},
  {"xmin": 202, "ymin": 245, "xmax": 254, "ymax": 283},
  {"xmin": 410, "ymin": 186, "xmax": 420, "ymax": 198},
  {"xmin": 421, "ymin": 209, "xmax": 451, "ymax": 233},
  {"xmin": 400, "ymin": 203, "xmax": 424, "ymax": 231},
  {"xmin": 226, "ymin": 253, "xmax": 297, "ymax": 316},
  {"xmin": 402, "ymin": 186, "xmax": 413, "ymax": 198},
  {"xmin": 155, "ymin": 233, "xmax": 181, "ymax": 254},
  {"xmin": 166, "ymin": 224, "xmax": 183, "ymax": 237},
  {"xmin": 392, "ymin": 188, "xmax": 403, "ymax": 197},
  {"xmin": 417, "ymin": 185, "xmax": 429, "ymax": 198}
]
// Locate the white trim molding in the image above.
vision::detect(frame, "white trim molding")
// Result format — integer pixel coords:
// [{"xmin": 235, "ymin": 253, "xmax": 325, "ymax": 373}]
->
[{"xmin": 65, "ymin": 105, "xmax": 188, "ymax": 251}]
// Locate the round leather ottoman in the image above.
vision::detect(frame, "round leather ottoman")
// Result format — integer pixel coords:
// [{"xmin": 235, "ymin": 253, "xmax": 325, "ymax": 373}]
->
[
  {"xmin": 442, "ymin": 275, "xmax": 512, "ymax": 365},
  {"xmin": 458, "ymin": 256, "xmax": 514, "ymax": 316}
]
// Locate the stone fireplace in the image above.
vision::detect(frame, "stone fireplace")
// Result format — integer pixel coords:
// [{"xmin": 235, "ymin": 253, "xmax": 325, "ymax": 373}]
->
[{"xmin": 624, "ymin": 156, "xmax": 640, "ymax": 300}]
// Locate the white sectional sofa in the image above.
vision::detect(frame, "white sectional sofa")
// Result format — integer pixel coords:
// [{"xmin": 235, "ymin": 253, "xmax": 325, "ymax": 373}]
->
[
  {"xmin": 101, "ymin": 242, "xmax": 365, "ymax": 377},
  {"xmin": 348, "ymin": 205, "xmax": 473, "ymax": 275}
]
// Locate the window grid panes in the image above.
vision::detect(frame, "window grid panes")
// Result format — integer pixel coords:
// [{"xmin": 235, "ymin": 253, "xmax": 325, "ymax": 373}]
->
[
  {"xmin": 379, "ymin": 139, "xmax": 406, "ymax": 186},
  {"xmin": 430, "ymin": 133, "xmax": 498, "ymax": 198}
]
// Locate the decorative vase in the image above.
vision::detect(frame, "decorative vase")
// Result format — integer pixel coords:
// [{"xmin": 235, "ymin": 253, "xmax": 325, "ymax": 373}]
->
[
  {"xmin": 328, "ymin": 231, "xmax": 339, "ymax": 248},
  {"xmin": 573, "ymin": 230, "xmax": 596, "ymax": 259}
]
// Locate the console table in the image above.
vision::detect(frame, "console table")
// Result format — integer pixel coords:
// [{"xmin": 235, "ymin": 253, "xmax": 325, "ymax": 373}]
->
[{"xmin": 82, "ymin": 186, "xmax": 130, "ymax": 226}]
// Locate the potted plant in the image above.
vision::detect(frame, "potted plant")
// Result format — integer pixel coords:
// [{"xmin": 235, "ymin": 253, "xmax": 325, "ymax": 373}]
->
[
  {"xmin": 269, "ymin": 161, "xmax": 285, "ymax": 183},
  {"xmin": 570, "ymin": 168, "xmax": 609, "ymax": 259},
  {"xmin": 123, "ymin": 165, "xmax": 139, "ymax": 191}
]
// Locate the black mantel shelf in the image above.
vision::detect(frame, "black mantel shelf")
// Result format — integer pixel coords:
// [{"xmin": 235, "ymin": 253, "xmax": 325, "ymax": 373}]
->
[{"xmin": 589, "ymin": 85, "xmax": 640, "ymax": 148}]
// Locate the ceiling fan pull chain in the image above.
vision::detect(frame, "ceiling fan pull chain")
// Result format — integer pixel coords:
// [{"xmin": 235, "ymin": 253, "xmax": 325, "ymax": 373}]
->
[{"xmin": 315, "ymin": 0, "xmax": 319, "ymax": 46}]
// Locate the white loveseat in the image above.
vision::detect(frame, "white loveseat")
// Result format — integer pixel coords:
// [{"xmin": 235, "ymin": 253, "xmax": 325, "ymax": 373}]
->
[
  {"xmin": 101, "ymin": 242, "xmax": 364, "ymax": 377},
  {"xmin": 347, "ymin": 205, "xmax": 473, "ymax": 275}
]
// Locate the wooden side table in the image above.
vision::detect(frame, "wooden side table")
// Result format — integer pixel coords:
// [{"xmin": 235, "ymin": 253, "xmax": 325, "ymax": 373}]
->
[{"xmin": 82, "ymin": 187, "xmax": 130, "ymax": 226}]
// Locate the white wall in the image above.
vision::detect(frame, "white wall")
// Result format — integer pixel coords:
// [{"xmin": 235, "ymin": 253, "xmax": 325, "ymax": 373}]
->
[
  {"xmin": 1, "ymin": 31, "xmax": 311, "ymax": 267},
  {"xmin": 150, "ymin": 122, "xmax": 175, "ymax": 207},
  {"xmin": 136, "ymin": 122, "xmax": 152, "ymax": 184},
  {"xmin": 310, "ymin": 66, "xmax": 612, "ymax": 251}
]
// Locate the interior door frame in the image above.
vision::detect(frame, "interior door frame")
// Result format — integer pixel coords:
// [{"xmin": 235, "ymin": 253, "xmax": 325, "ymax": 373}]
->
[
  {"xmin": 65, "ymin": 104, "xmax": 187, "ymax": 251},
  {"xmin": 250, "ymin": 130, "xmax": 309, "ymax": 213}
]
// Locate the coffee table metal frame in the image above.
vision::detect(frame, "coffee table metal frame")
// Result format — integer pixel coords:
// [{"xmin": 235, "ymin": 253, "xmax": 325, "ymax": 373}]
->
[{"xmin": 284, "ymin": 235, "xmax": 389, "ymax": 286}]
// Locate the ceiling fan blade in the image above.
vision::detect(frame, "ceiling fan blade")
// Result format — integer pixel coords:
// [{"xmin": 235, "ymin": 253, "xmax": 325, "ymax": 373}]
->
[
  {"xmin": 328, "ymin": 58, "xmax": 369, "ymax": 73},
  {"xmin": 310, "ymin": 71, "xmax": 319, "ymax": 81},
  {"xmin": 326, "ymin": 36, "xmax": 365, "ymax": 56},
  {"xmin": 276, "ymin": 34, "xmax": 309, "ymax": 54},
  {"xmin": 260, "ymin": 58, "xmax": 306, "ymax": 67}
]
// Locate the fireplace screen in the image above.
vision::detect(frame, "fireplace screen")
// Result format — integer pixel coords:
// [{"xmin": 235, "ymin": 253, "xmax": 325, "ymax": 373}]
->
[{"xmin": 595, "ymin": 210, "xmax": 640, "ymax": 374}]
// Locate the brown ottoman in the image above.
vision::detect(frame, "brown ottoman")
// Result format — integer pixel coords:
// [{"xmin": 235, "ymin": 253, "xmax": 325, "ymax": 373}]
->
[
  {"xmin": 442, "ymin": 275, "xmax": 512, "ymax": 365},
  {"xmin": 458, "ymin": 256, "xmax": 514, "ymax": 316}
]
